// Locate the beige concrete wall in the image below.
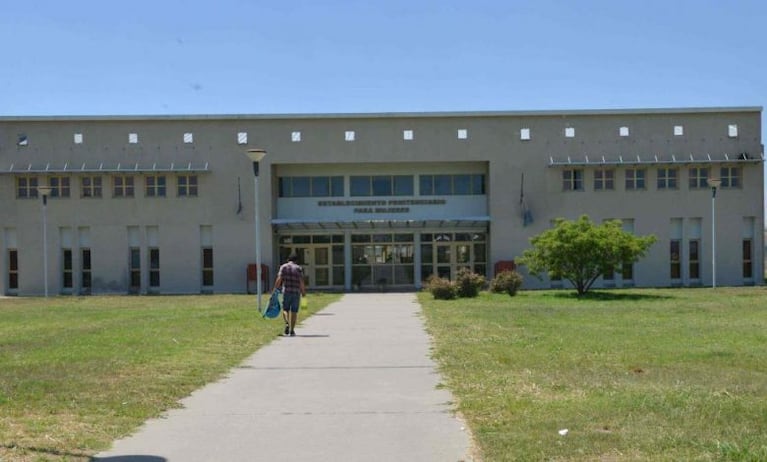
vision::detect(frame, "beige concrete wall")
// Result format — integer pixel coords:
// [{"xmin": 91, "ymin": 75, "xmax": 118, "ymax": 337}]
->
[{"xmin": 0, "ymin": 108, "xmax": 762, "ymax": 294}]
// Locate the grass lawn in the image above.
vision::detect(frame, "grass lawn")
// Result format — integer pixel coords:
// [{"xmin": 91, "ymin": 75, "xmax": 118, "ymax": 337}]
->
[
  {"xmin": 419, "ymin": 287, "xmax": 767, "ymax": 462},
  {"xmin": 0, "ymin": 293, "xmax": 341, "ymax": 461}
]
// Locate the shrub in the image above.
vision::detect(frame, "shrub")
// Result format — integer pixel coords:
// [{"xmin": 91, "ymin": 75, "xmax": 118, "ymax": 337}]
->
[
  {"xmin": 425, "ymin": 275, "xmax": 457, "ymax": 300},
  {"xmin": 490, "ymin": 270, "xmax": 523, "ymax": 296},
  {"xmin": 455, "ymin": 268, "xmax": 486, "ymax": 298}
]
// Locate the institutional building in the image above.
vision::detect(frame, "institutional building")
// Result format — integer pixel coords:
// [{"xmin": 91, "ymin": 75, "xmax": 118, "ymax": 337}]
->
[{"xmin": 0, "ymin": 107, "xmax": 763, "ymax": 296}]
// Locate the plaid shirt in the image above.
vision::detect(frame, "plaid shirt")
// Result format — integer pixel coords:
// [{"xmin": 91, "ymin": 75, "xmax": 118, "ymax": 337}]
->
[{"xmin": 278, "ymin": 261, "xmax": 303, "ymax": 295}]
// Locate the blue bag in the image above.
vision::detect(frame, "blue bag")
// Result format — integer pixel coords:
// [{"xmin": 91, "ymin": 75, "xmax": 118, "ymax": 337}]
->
[{"xmin": 263, "ymin": 288, "xmax": 282, "ymax": 319}]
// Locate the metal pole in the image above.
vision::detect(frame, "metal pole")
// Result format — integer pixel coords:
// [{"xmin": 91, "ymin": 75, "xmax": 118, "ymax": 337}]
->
[
  {"xmin": 254, "ymin": 167, "xmax": 262, "ymax": 312},
  {"xmin": 42, "ymin": 195, "xmax": 49, "ymax": 297},
  {"xmin": 711, "ymin": 187, "xmax": 716, "ymax": 288}
]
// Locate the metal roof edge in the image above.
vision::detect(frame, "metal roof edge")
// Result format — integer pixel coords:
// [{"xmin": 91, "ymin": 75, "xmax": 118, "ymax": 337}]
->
[{"xmin": 0, "ymin": 106, "xmax": 762, "ymax": 122}]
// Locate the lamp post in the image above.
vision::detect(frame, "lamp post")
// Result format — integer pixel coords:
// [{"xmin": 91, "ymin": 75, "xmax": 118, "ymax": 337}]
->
[
  {"xmin": 707, "ymin": 177, "xmax": 721, "ymax": 288},
  {"xmin": 38, "ymin": 185, "xmax": 53, "ymax": 297},
  {"xmin": 245, "ymin": 149, "xmax": 267, "ymax": 312}
]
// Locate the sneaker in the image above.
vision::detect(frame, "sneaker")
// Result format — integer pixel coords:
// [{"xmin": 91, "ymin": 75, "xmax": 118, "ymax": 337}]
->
[
  {"xmin": 290, "ymin": 330, "xmax": 296, "ymax": 337},
  {"xmin": 284, "ymin": 324, "xmax": 290, "ymax": 336}
]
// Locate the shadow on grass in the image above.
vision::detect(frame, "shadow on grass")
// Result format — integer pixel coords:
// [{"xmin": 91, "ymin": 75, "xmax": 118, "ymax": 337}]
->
[{"xmin": 548, "ymin": 290, "xmax": 674, "ymax": 301}]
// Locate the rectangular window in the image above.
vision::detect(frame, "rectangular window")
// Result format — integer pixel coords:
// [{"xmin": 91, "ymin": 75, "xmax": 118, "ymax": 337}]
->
[
  {"xmin": 393, "ymin": 176, "xmax": 414, "ymax": 196},
  {"xmin": 372, "ymin": 176, "xmax": 393, "ymax": 196},
  {"xmin": 202, "ymin": 247, "xmax": 214, "ymax": 286},
  {"xmin": 728, "ymin": 124, "xmax": 738, "ymax": 138},
  {"xmin": 562, "ymin": 169, "xmax": 583, "ymax": 191},
  {"xmin": 113, "ymin": 176, "xmax": 135, "ymax": 197},
  {"xmin": 129, "ymin": 247, "xmax": 141, "ymax": 290},
  {"xmin": 81, "ymin": 176, "xmax": 103, "ymax": 198},
  {"xmin": 594, "ymin": 169, "xmax": 614, "ymax": 191},
  {"xmin": 8, "ymin": 249, "xmax": 18, "ymax": 290},
  {"xmin": 670, "ymin": 239, "xmax": 681, "ymax": 280},
  {"xmin": 177, "ymin": 175, "xmax": 198, "ymax": 197},
  {"xmin": 689, "ymin": 167, "xmax": 708, "ymax": 189},
  {"xmin": 720, "ymin": 167, "xmax": 741, "ymax": 188},
  {"xmin": 622, "ymin": 262, "xmax": 634, "ymax": 281},
  {"xmin": 149, "ymin": 248, "xmax": 160, "ymax": 288},
  {"xmin": 81, "ymin": 248, "xmax": 92, "ymax": 292},
  {"xmin": 419, "ymin": 174, "xmax": 484, "ymax": 195},
  {"xmin": 62, "ymin": 249, "xmax": 73, "ymax": 289},
  {"xmin": 743, "ymin": 239, "xmax": 752, "ymax": 279},
  {"xmin": 145, "ymin": 175, "xmax": 167, "ymax": 197},
  {"xmin": 49, "ymin": 176, "xmax": 71, "ymax": 198},
  {"xmin": 625, "ymin": 169, "xmax": 646, "ymax": 190},
  {"xmin": 657, "ymin": 168, "xmax": 678, "ymax": 190},
  {"xmin": 689, "ymin": 239, "xmax": 700, "ymax": 280},
  {"xmin": 16, "ymin": 176, "xmax": 39, "ymax": 199},
  {"xmin": 279, "ymin": 176, "xmax": 343, "ymax": 197},
  {"xmin": 350, "ymin": 176, "xmax": 371, "ymax": 196}
]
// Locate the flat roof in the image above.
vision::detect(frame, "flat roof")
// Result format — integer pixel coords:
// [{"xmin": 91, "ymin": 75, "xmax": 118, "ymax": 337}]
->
[{"xmin": 0, "ymin": 106, "xmax": 761, "ymax": 122}]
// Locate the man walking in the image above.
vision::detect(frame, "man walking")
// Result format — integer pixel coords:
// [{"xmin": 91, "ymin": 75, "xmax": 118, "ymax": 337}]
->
[{"xmin": 273, "ymin": 252, "xmax": 306, "ymax": 336}]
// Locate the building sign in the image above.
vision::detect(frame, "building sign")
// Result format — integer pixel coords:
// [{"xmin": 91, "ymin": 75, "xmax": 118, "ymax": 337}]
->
[{"xmin": 318, "ymin": 198, "xmax": 447, "ymax": 214}]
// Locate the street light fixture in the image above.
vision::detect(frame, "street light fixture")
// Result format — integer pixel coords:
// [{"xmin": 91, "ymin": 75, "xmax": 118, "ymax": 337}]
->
[
  {"xmin": 245, "ymin": 149, "xmax": 267, "ymax": 312},
  {"xmin": 38, "ymin": 185, "xmax": 53, "ymax": 297},
  {"xmin": 707, "ymin": 177, "xmax": 721, "ymax": 288}
]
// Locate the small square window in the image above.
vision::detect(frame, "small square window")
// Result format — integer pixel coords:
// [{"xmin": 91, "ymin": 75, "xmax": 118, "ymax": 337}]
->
[
  {"xmin": 74, "ymin": 133, "xmax": 83, "ymax": 144},
  {"xmin": 728, "ymin": 124, "xmax": 738, "ymax": 138},
  {"xmin": 237, "ymin": 132, "xmax": 248, "ymax": 144},
  {"xmin": 183, "ymin": 133, "xmax": 193, "ymax": 144},
  {"xmin": 674, "ymin": 125, "xmax": 684, "ymax": 136},
  {"xmin": 403, "ymin": 130, "xmax": 413, "ymax": 141},
  {"xmin": 292, "ymin": 131, "xmax": 302, "ymax": 142},
  {"xmin": 345, "ymin": 131, "xmax": 355, "ymax": 141},
  {"xmin": 457, "ymin": 129, "xmax": 468, "ymax": 140},
  {"xmin": 565, "ymin": 127, "xmax": 575, "ymax": 138},
  {"xmin": 520, "ymin": 128, "xmax": 531, "ymax": 140},
  {"xmin": 619, "ymin": 126, "xmax": 629, "ymax": 137},
  {"xmin": 128, "ymin": 133, "xmax": 138, "ymax": 144}
]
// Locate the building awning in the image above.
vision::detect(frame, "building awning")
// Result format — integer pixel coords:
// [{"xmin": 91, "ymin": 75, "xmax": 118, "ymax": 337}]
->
[
  {"xmin": 0, "ymin": 162, "xmax": 211, "ymax": 174},
  {"xmin": 272, "ymin": 216, "xmax": 491, "ymax": 231},
  {"xmin": 548, "ymin": 152, "xmax": 764, "ymax": 167}
]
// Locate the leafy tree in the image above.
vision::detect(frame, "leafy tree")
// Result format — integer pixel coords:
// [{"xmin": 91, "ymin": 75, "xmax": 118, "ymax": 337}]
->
[{"xmin": 518, "ymin": 215, "xmax": 657, "ymax": 296}]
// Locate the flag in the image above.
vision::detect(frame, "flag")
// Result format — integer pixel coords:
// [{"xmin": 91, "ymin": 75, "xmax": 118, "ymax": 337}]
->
[
  {"xmin": 520, "ymin": 172, "xmax": 533, "ymax": 226},
  {"xmin": 17, "ymin": 135, "xmax": 28, "ymax": 146},
  {"xmin": 236, "ymin": 177, "xmax": 243, "ymax": 214}
]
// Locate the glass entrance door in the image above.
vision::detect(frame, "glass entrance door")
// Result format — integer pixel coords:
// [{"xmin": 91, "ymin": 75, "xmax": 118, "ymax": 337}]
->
[
  {"xmin": 278, "ymin": 234, "xmax": 345, "ymax": 289},
  {"xmin": 421, "ymin": 232, "xmax": 487, "ymax": 282}
]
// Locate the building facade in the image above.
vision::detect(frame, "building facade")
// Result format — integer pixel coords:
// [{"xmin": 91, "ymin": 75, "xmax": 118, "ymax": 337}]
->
[{"xmin": 0, "ymin": 107, "xmax": 763, "ymax": 296}]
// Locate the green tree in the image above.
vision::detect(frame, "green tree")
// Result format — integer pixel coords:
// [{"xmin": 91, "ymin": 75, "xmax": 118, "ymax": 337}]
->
[{"xmin": 518, "ymin": 215, "xmax": 657, "ymax": 295}]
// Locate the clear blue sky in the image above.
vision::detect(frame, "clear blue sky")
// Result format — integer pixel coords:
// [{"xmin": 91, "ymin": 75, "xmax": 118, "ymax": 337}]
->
[{"xmin": 2, "ymin": 0, "xmax": 765, "ymax": 214}]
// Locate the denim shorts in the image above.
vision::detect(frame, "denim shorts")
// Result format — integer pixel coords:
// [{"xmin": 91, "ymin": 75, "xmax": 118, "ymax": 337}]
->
[{"xmin": 283, "ymin": 292, "xmax": 301, "ymax": 313}]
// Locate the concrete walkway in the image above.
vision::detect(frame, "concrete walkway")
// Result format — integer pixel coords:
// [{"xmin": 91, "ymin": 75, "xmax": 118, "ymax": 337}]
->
[{"xmin": 95, "ymin": 293, "xmax": 474, "ymax": 462}]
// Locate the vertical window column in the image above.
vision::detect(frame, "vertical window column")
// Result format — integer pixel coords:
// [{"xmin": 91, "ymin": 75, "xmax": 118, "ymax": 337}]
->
[
  {"xmin": 670, "ymin": 218, "xmax": 683, "ymax": 283},
  {"xmin": 4, "ymin": 229, "xmax": 18, "ymax": 294},
  {"xmin": 60, "ymin": 227, "xmax": 74, "ymax": 293},
  {"xmin": 79, "ymin": 227, "xmax": 91, "ymax": 295},
  {"xmin": 687, "ymin": 218, "xmax": 702, "ymax": 283},
  {"xmin": 128, "ymin": 226, "xmax": 141, "ymax": 294},
  {"xmin": 201, "ymin": 226, "xmax": 213, "ymax": 291},
  {"xmin": 742, "ymin": 217, "xmax": 755, "ymax": 281},
  {"xmin": 620, "ymin": 220, "xmax": 635, "ymax": 285},
  {"xmin": 147, "ymin": 226, "xmax": 160, "ymax": 291}
]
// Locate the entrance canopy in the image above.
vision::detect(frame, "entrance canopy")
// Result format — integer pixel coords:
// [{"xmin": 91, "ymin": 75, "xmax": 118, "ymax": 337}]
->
[{"xmin": 272, "ymin": 216, "xmax": 490, "ymax": 231}]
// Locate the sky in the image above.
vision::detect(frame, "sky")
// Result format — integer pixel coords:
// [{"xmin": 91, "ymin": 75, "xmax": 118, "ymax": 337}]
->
[{"xmin": 1, "ymin": 0, "xmax": 765, "ymax": 215}]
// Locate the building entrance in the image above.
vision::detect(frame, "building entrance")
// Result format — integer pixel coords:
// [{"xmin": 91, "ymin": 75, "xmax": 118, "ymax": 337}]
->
[
  {"xmin": 278, "ymin": 235, "xmax": 345, "ymax": 289},
  {"xmin": 421, "ymin": 232, "xmax": 487, "ymax": 282}
]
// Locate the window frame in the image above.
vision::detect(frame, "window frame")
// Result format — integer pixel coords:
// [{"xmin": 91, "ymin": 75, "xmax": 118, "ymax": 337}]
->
[
  {"xmin": 81, "ymin": 176, "xmax": 103, "ymax": 198},
  {"xmin": 625, "ymin": 168, "xmax": 646, "ymax": 190},
  {"xmin": 16, "ymin": 176, "xmax": 39, "ymax": 199},
  {"xmin": 593, "ymin": 168, "xmax": 614, "ymax": 191},
  {"xmin": 177, "ymin": 175, "xmax": 198, "ymax": 197},
  {"xmin": 657, "ymin": 167, "xmax": 678, "ymax": 190},
  {"xmin": 113, "ymin": 175, "xmax": 135, "ymax": 198},
  {"xmin": 562, "ymin": 169, "xmax": 584, "ymax": 191},
  {"xmin": 145, "ymin": 175, "xmax": 167, "ymax": 198}
]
